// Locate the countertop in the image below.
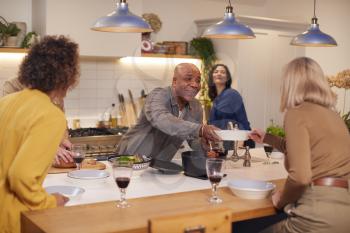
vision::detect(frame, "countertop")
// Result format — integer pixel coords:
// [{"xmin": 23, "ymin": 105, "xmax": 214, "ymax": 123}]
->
[{"xmin": 43, "ymin": 147, "xmax": 287, "ymax": 206}]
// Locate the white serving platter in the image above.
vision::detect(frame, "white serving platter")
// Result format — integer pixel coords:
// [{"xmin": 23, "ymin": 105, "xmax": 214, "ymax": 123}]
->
[
  {"xmin": 215, "ymin": 130, "xmax": 250, "ymax": 141},
  {"xmin": 68, "ymin": 170, "xmax": 110, "ymax": 180}
]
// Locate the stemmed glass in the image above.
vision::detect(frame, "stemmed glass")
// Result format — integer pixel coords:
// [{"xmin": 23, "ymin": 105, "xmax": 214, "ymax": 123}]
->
[
  {"xmin": 263, "ymin": 144, "xmax": 273, "ymax": 165},
  {"xmin": 206, "ymin": 158, "xmax": 225, "ymax": 203},
  {"xmin": 113, "ymin": 160, "xmax": 133, "ymax": 208},
  {"xmin": 71, "ymin": 144, "xmax": 86, "ymax": 170}
]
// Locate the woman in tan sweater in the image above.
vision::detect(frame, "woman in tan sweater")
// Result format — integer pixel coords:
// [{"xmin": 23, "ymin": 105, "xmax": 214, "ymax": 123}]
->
[{"xmin": 249, "ymin": 57, "xmax": 350, "ymax": 233}]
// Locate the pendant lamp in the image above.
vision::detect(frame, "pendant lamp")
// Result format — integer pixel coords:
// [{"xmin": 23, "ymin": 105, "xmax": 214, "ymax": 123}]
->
[
  {"xmin": 203, "ymin": 0, "xmax": 255, "ymax": 39},
  {"xmin": 91, "ymin": 0, "xmax": 152, "ymax": 33},
  {"xmin": 291, "ymin": 0, "xmax": 337, "ymax": 47}
]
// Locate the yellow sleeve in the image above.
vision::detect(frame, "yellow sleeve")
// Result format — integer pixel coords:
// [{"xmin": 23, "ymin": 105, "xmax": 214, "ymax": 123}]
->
[
  {"xmin": 277, "ymin": 109, "xmax": 312, "ymax": 209},
  {"xmin": 7, "ymin": 114, "xmax": 66, "ymax": 210}
]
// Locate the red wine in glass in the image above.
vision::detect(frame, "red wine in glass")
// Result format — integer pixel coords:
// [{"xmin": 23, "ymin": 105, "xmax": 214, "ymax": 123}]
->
[
  {"xmin": 113, "ymin": 161, "xmax": 133, "ymax": 208},
  {"xmin": 73, "ymin": 156, "xmax": 84, "ymax": 164},
  {"xmin": 115, "ymin": 177, "xmax": 130, "ymax": 189},
  {"xmin": 209, "ymin": 175, "xmax": 222, "ymax": 185},
  {"xmin": 263, "ymin": 145, "xmax": 273, "ymax": 164},
  {"xmin": 206, "ymin": 158, "xmax": 225, "ymax": 203},
  {"xmin": 264, "ymin": 145, "xmax": 273, "ymax": 154}
]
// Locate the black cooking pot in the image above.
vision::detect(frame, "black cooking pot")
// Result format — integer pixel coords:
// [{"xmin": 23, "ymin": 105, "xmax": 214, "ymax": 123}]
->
[{"xmin": 181, "ymin": 151, "xmax": 208, "ymax": 180}]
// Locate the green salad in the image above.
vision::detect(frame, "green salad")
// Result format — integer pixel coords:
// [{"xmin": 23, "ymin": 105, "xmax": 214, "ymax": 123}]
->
[
  {"xmin": 116, "ymin": 155, "xmax": 144, "ymax": 163},
  {"xmin": 266, "ymin": 124, "xmax": 285, "ymax": 138}
]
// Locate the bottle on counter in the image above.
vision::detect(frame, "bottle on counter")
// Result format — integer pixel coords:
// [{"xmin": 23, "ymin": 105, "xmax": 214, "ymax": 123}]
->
[{"xmin": 110, "ymin": 103, "xmax": 121, "ymax": 128}]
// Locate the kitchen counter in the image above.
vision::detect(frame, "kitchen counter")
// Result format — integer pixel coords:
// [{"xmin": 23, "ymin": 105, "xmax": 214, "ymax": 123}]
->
[{"xmin": 22, "ymin": 148, "xmax": 287, "ymax": 233}]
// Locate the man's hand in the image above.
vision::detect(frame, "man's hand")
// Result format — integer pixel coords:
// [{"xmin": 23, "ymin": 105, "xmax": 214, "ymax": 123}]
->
[
  {"xmin": 248, "ymin": 129, "xmax": 266, "ymax": 144},
  {"xmin": 201, "ymin": 125, "xmax": 221, "ymax": 142},
  {"xmin": 52, "ymin": 193, "xmax": 69, "ymax": 206}
]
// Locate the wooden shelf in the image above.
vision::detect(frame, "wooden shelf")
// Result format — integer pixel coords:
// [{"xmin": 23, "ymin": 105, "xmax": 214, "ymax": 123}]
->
[
  {"xmin": 0, "ymin": 47, "xmax": 28, "ymax": 53},
  {"xmin": 141, "ymin": 52, "xmax": 198, "ymax": 59}
]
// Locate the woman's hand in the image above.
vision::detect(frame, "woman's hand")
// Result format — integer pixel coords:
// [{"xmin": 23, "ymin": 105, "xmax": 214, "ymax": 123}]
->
[
  {"xmin": 54, "ymin": 147, "xmax": 74, "ymax": 165},
  {"xmin": 271, "ymin": 190, "xmax": 282, "ymax": 209},
  {"xmin": 52, "ymin": 193, "xmax": 69, "ymax": 206},
  {"xmin": 248, "ymin": 129, "xmax": 266, "ymax": 144},
  {"xmin": 53, "ymin": 139, "xmax": 74, "ymax": 165}
]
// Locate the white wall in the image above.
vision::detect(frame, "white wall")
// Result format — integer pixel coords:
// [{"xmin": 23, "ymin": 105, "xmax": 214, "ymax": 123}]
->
[{"xmin": 0, "ymin": 0, "xmax": 32, "ymax": 30}]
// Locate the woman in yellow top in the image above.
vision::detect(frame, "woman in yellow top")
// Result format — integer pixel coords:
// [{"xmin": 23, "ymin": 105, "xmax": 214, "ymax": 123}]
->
[
  {"xmin": 0, "ymin": 35, "xmax": 80, "ymax": 233},
  {"xmin": 249, "ymin": 57, "xmax": 350, "ymax": 233}
]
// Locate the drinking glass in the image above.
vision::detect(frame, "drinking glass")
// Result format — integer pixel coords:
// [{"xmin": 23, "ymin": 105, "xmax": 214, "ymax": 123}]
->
[
  {"xmin": 71, "ymin": 144, "xmax": 86, "ymax": 170},
  {"xmin": 206, "ymin": 158, "xmax": 225, "ymax": 203},
  {"xmin": 113, "ymin": 160, "xmax": 133, "ymax": 208},
  {"xmin": 263, "ymin": 144, "xmax": 273, "ymax": 165}
]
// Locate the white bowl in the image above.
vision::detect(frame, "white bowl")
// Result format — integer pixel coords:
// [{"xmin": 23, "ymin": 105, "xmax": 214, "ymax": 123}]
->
[
  {"xmin": 215, "ymin": 130, "xmax": 250, "ymax": 141},
  {"xmin": 228, "ymin": 179, "xmax": 276, "ymax": 199},
  {"xmin": 45, "ymin": 185, "xmax": 85, "ymax": 200}
]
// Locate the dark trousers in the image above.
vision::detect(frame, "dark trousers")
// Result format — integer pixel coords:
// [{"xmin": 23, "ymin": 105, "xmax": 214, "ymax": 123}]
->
[{"xmin": 232, "ymin": 212, "xmax": 287, "ymax": 233}]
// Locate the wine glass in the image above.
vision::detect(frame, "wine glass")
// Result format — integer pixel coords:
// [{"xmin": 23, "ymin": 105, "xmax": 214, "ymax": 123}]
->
[
  {"xmin": 71, "ymin": 144, "xmax": 86, "ymax": 170},
  {"xmin": 206, "ymin": 158, "xmax": 225, "ymax": 203},
  {"xmin": 263, "ymin": 144, "xmax": 273, "ymax": 165},
  {"xmin": 112, "ymin": 160, "xmax": 133, "ymax": 208}
]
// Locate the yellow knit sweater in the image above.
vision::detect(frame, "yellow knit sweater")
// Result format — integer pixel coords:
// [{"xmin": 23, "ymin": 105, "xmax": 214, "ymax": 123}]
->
[{"xmin": 0, "ymin": 89, "xmax": 66, "ymax": 233}]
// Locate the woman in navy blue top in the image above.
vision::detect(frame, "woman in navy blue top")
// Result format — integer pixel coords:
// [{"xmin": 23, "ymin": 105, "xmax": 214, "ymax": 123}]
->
[{"xmin": 208, "ymin": 64, "xmax": 254, "ymax": 148}]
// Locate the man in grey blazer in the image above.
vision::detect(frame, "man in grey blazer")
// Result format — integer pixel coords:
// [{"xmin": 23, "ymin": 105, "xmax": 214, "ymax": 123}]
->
[{"xmin": 117, "ymin": 63, "xmax": 220, "ymax": 161}]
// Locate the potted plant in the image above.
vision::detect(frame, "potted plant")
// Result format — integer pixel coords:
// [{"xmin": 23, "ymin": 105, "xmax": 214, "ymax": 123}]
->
[
  {"xmin": 0, "ymin": 17, "xmax": 20, "ymax": 47},
  {"xmin": 189, "ymin": 37, "xmax": 217, "ymax": 119}
]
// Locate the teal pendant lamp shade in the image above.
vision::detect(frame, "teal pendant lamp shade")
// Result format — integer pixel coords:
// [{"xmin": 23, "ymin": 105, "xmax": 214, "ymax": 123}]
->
[
  {"xmin": 91, "ymin": 0, "xmax": 152, "ymax": 33},
  {"xmin": 203, "ymin": 1, "xmax": 255, "ymax": 39},
  {"xmin": 291, "ymin": 0, "xmax": 337, "ymax": 47}
]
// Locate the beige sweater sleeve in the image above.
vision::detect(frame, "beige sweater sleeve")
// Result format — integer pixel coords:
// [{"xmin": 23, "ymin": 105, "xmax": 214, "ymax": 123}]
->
[{"xmin": 276, "ymin": 109, "xmax": 312, "ymax": 209}]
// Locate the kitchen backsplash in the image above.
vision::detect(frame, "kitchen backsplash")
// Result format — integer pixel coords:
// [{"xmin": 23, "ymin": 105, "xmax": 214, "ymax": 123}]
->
[{"xmin": 0, "ymin": 55, "xmax": 201, "ymax": 128}]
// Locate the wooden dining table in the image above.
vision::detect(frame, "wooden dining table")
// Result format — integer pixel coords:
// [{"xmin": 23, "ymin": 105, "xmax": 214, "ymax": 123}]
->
[{"xmin": 21, "ymin": 179, "xmax": 285, "ymax": 233}]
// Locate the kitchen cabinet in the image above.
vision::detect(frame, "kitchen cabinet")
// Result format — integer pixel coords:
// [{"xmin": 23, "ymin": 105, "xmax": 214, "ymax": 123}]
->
[{"xmin": 32, "ymin": 0, "xmax": 142, "ymax": 57}]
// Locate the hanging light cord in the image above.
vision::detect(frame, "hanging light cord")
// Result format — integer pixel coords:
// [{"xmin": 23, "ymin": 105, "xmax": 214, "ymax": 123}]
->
[
  {"xmin": 311, "ymin": 0, "xmax": 318, "ymax": 24},
  {"xmin": 228, "ymin": 0, "xmax": 232, "ymax": 7},
  {"xmin": 313, "ymin": 0, "xmax": 316, "ymax": 18}
]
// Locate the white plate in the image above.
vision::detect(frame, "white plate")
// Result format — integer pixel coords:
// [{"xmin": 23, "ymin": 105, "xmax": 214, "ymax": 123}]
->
[
  {"xmin": 270, "ymin": 151, "xmax": 284, "ymax": 159},
  {"xmin": 68, "ymin": 169, "xmax": 110, "ymax": 180},
  {"xmin": 228, "ymin": 179, "xmax": 275, "ymax": 199},
  {"xmin": 215, "ymin": 130, "xmax": 250, "ymax": 141},
  {"xmin": 45, "ymin": 185, "xmax": 85, "ymax": 199}
]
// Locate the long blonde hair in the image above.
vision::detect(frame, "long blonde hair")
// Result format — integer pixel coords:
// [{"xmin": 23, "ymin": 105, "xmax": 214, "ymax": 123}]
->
[{"xmin": 280, "ymin": 57, "xmax": 337, "ymax": 112}]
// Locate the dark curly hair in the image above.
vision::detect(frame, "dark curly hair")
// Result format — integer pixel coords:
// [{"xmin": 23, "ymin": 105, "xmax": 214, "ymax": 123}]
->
[
  {"xmin": 18, "ymin": 35, "xmax": 79, "ymax": 94},
  {"xmin": 208, "ymin": 64, "xmax": 232, "ymax": 101}
]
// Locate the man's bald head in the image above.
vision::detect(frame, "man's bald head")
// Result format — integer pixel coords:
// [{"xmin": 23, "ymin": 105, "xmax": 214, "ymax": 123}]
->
[
  {"xmin": 172, "ymin": 63, "xmax": 201, "ymax": 104},
  {"xmin": 173, "ymin": 63, "xmax": 201, "ymax": 82}
]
